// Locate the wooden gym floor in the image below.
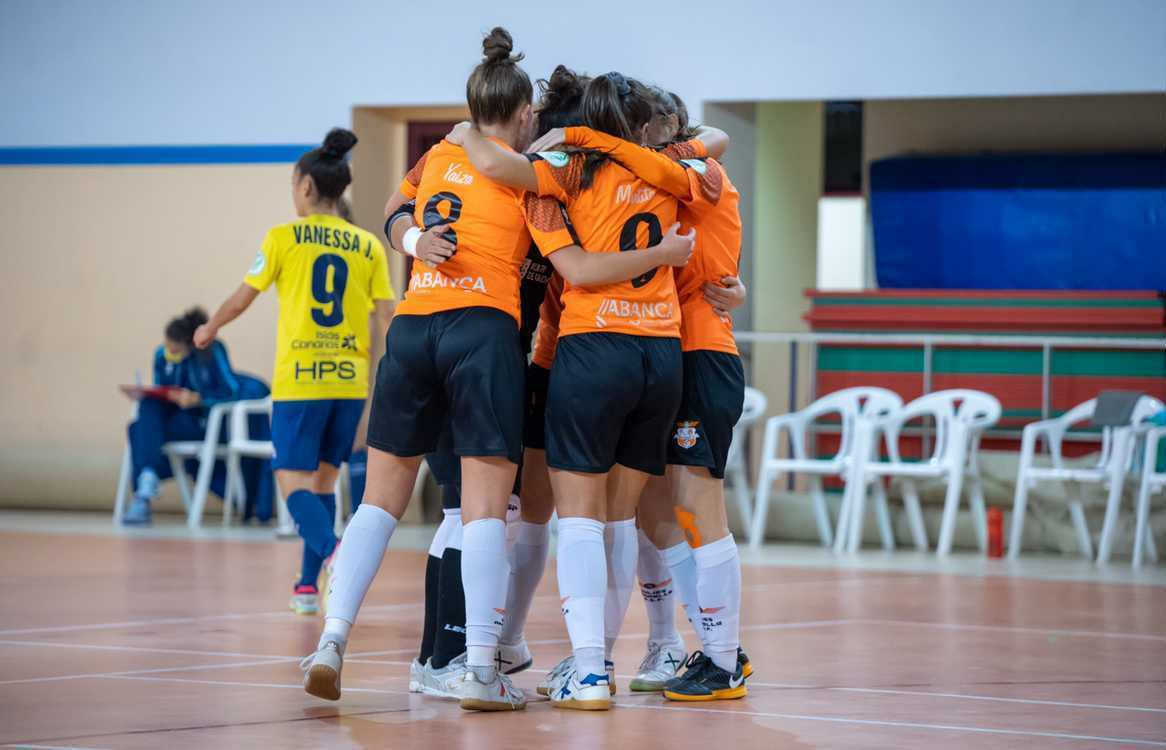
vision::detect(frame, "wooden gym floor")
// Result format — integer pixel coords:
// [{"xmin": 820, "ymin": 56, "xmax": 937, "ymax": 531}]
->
[{"xmin": 0, "ymin": 516, "xmax": 1163, "ymax": 749}]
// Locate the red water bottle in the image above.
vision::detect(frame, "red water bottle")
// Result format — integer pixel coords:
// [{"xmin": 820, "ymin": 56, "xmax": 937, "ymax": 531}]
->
[{"xmin": 987, "ymin": 507, "xmax": 1004, "ymax": 558}]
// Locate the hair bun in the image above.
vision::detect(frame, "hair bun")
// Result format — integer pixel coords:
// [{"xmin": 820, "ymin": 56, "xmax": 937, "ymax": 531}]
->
[
  {"xmin": 320, "ymin": 128, "xmax": 358, "ymax": 160},
  {"xmin": 602, "ymin": 72, "xmax": 631, "ymax": 98},
  {"xmin": 482, "ymin": 26, "xmax": 523, "ymax": 64},
  {"xmin": 184, "ymin": 307, "xmax": 209, "ymax": 329}
]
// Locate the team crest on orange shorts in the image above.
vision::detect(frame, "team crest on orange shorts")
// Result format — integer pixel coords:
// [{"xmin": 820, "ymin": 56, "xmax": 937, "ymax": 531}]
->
[{"xmin": 675, "ymin": 421, "xmax": 700, "ymax": 449}]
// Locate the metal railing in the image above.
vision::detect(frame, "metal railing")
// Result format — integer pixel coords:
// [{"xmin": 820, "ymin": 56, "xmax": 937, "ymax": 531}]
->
[{"xmin": 734, "ymin": 331, "xmax": 1166, "ymax": 454}]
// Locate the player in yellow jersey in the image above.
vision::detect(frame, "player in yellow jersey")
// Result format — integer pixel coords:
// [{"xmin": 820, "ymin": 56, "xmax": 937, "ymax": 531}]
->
[{"xmin": 194, "ymin": 129, "xmax": 395, "ymax": 615}]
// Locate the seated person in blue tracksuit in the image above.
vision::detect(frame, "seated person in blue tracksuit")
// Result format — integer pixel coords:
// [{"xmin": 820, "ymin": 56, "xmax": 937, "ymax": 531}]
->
[{"xmin": 123, "ymin": 307, "xmax": 243, "ymax": 524}]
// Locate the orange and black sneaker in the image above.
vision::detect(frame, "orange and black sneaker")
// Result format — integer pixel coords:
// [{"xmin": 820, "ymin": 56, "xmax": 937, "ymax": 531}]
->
[
  {"xmin": 663, "ymin": 651, "xmax": 747, "ymax": 702},
  {"xmin": 738, "ymin": 647, "xmax": 753, "ymax": 679}
]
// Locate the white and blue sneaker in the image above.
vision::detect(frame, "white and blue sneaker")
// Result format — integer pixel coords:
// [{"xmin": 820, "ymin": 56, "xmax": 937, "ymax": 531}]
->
[
  {"xmin": 546, "ymin": 663, "xmax": 612, "ymax": 711},
  {"xmin": 536, "ymin": 655, "xmax": 575, "ymax": 696}
]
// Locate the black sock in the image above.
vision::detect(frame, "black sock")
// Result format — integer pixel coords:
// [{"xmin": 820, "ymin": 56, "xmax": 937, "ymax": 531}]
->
[
  {"xmin": 417, "ymin": 554, "xmax": 441, "ymax": 664},
  {"xmin": 430, "ymin": 547, "xmax": 466, "ymax": 670}
]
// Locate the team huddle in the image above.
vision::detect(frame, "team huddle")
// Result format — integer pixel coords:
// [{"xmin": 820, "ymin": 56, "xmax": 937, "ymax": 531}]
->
[{"xmin": 198, "ymin": 26, "xmax": 750, "ymax": 712}]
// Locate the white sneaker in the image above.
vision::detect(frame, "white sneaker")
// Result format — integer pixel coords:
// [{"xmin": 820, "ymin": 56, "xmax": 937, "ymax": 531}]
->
[
  {"xmin": 496, "ymin": 640, "xmax": 532, "ymax": 675},
  {"xmin": 536, "ymin": 655, "xmax": 575, "ymax": 696},
  {"xmin": 629, "ymin": 641, "xmax": 687, "ymax": 692},
  {"xmin": 301, "ymin": 641, "xmax": 343, "ymax": 701},
  {"xmin": 547, "ymin": 663, "xmax": 611, "ymax": 711},
  {"xmin": 420, "ymin": 653, "xmax": 467, "ymax": 699},
  {"xmin": 408, "ymin": 658, "xmax": 424, "ymax": 693},
  {"xmin": 456, "ymin": 666, "xmax": 526, "ymax": 711}
]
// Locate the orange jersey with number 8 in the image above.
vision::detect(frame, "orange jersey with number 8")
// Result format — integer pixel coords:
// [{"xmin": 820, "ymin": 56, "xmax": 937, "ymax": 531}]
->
[{"xmin": 398, "ymin": 139, "xmax": 572, "ymax": 325}]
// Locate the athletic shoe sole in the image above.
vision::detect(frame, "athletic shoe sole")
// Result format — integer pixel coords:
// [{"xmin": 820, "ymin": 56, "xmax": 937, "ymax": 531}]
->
[
  {"xmin": 628, "ymin": 677, "xmax": 667, "ymax": 692},
  {"xmin": 551, "ymin": 696, "xmax": 612, "ymax": 711},
  {"xmin": 459, "ymin": 697, "xmax": 526, "ymax": 711},
  {"xmin": 663, "ymin": 684, "xmax": 747, "ymax": 702},
  {"xmin": 537, "ymin": 681, "xmax": 616, "ymax": 697},
  {"xmin": 304, "ymin": 663, "xmax": 341, "ymax": 701}
]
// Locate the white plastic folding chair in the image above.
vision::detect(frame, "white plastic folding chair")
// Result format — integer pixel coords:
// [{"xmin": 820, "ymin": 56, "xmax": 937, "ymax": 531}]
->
[
  {"xmin": 724, "ymin": 386, "xmax": 768, "ymax": 533},
  {"xmin": 221, "ymin": 397, "xmax": 346, "ymax": 535},
  {"xmin": 1009, "ymin": 395, "xmax": 1164, "ymax": 563},
  {"xmin": 1132, "ymin": 422, "xmax": 1165, "ymax": 568},
  {"xmin": 113, "ymin": 401, "xmax": 233, "ymax": 527},
  {"xmin": 750, "ymin": 387, "xmax": 902, "ymax": 551},
  {"xmin": 849, "ymin": 389, "xmax": 1001, "ymax": 556}
]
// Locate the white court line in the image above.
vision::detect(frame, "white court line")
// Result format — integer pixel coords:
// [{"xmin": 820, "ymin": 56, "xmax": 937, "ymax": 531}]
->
[
  {"xmin": 857, "ymin": 618, "xmax": 1166, "ymax": 642},
  {"xmin": 25, "ymin": 672, "xmax": 1163, "ymax": 748},
  {"xmin": 4, "ymin": 745, "xmax": 109, "ymax": 749},
  {"xmin": 833, "ymin": 686, "xmax": 1166, "ymax": 714},
  {"xmin": 0, "ymin": 639, "xmax": 291, "ymax": 660},
  {"xmin": 613, "ymin": 701, "xmax": 1166, "ymax": 748},
  {"xmin": 103, "ymin": 673, "xmax": 406, "ymax": 695}
]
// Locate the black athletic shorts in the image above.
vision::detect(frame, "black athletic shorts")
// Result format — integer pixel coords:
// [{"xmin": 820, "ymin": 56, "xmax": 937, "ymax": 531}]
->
[
  {"xmin": 368, "ymin": 307, "xmax": 525, "ymax": 464},
  {"xmin": 523, "ymin": 363, "xmax": 551, "ymax": 450},
  {"xmin": 667, "ymin": 351, "xmax": 745, "ymax": 479},
  {"xmin": 546, "ymin": 333, "xmax": 682, "ymax": 476}
]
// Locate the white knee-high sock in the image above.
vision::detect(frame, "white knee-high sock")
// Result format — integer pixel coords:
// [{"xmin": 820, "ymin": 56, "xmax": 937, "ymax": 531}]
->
[
  {"xmin": 556, "ymin": 516, "xmax": 606, "ymax": 677},
  {"xmin": 500, "ymin": 520, "xmax": 549, "ymax": 645},
  {"xmin": 428, "ymin": 508, "xmax": 461, "ymax": 558},
  {"xmin": 505, "ymin": 494, "xmax": 522, "ymax": 553},
  {"xmin": 460, "ymin": 518, "xmax": 509, "ymax": 670},
  {"xmin": 662, "ymin": 540, "xmax": 702, "ymax": 648},
  {"xmin": 637, "ymin": 529, "xmax": 682, "ymax": 647},
  {"xmin": 322, "ymin": 504, "xmax": 398, "ymax": 649},
  {"xmin": 692, "ymin": 534, "xmax": 741, "ymax": 673},
  {"xmin": 603, "ymin": 519, "xmax": 638, "ymax": 661}
]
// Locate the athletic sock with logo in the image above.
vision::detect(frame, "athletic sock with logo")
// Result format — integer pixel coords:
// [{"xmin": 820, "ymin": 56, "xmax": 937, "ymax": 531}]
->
[
  {"xmin": 557, "ymin": 517, "xmax": 607, "ymax": 677},
  {"xmin": 504, "ymin": 494, "xmax": 522, "ymax": 553},
  {"xmin": 419, "ymin": 508, "xmax": 460, "ymax": 664},
  {"xmin": 298, "ymin": 493, "xmax": 337, "ymax": 587},
  {"xmin": 430, "ymin": 516, "xmax": 465, "ymax": 669},
  {"xmin": 460, "ymin": 518, "xmax": 509, "ymax": 671},
  {"xmin": 320, "ymin": 504, "xmax": 397, "ymax": 650},
  {"xmin": 603, "ymin": 518, "xmax": 638, "ymax": 661},
  {"xmin": 637, "ymin": 529, "xmax": 682, "ymax": 646},
  {"xmin": 692, "ymin": 534, "xmax": 741, "ymax": 673},
  {"xmin": 499, "ymin": 520, "xmax": 549, "ymax": 645},
  {"xmin": 288, "ymin": 489, "xmax": 338, "ymax": 560},
  {"xmin": 662, "ymin": 540, "xmax": 703, "ymax": 648}
]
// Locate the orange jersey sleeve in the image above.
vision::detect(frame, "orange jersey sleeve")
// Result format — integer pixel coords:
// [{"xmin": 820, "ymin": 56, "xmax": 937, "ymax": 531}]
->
[
  {"xmin": 673, "ymin": 157, "xmax": 742, "ymax": 355},
  {"xmin": 561, "ymin": 128, "xmax": 707, "ymax": 200},
  {"xmin": 398, "ymin": 147, "xmax": 433, "ymax": 200},
  {"xmin": 531, "ymin": 272, "xmax": 564, "ymax": 369},
  {"xmin": 522, "ymin": 192, "xmax": 575, "ymax": 258}
]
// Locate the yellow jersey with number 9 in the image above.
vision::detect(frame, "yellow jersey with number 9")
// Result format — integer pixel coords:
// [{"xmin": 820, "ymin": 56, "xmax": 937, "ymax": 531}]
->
[{"xmin": 244, "ymin": 213, "xmax": 393, "ymax": 401}]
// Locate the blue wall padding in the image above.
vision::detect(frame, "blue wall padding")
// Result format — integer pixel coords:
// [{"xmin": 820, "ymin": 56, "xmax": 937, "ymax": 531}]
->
[{"xmin": 869, "ymin": 153, "xmax": 1166, "ymax": 290}]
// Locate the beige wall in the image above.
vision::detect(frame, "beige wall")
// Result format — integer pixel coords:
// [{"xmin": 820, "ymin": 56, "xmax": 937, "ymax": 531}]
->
[
  {"xmin": 864, "ymin": 94, "xmax": 1166, "ymax": 170},
  {"xmin": 750, "ymin": 101, "xmax": 823, "ymax": 421},
  {"xmin": 0, "ymin": 164, "xmax": 373, "ymax": 509}
]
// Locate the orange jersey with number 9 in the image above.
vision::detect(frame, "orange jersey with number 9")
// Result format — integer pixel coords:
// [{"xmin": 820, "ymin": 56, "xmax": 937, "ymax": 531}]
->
[
  {"xmin": 397, "ymin": 138, "xmax": 572, "ymax": 325},
  {"xmin": 524, "ymin": 152, "xmax": 681, "ymax": 339}
]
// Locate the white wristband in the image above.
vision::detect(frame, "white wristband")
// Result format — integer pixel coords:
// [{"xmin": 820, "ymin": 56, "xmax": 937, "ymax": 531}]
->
[{"xmin": 402, "ymin": 226, "xmax": 422, "ymax": 257}]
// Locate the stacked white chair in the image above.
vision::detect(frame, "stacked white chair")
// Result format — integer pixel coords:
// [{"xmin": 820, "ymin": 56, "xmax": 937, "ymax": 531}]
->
[
  {"xmin": 724, "ymin": 386, "xmax": 768, "ymax": 533},
  {"xmin": 750, "ymin": 387, "xmax": 902, "ymax": 551},
  {"xmin": 1132, "ymin": 421, "xmax": 1165, "ymax": 568},
  {"xmin": 1009, "ymin": 395, "xmax": 1164, "ymax": 564},
  {"xmin": 113, "ymin": 401, "xmax": 234, "ymax": 527},
  {"xmin": 845, "ymin": 389, "xmax": 1001, "ymax": 556}
]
